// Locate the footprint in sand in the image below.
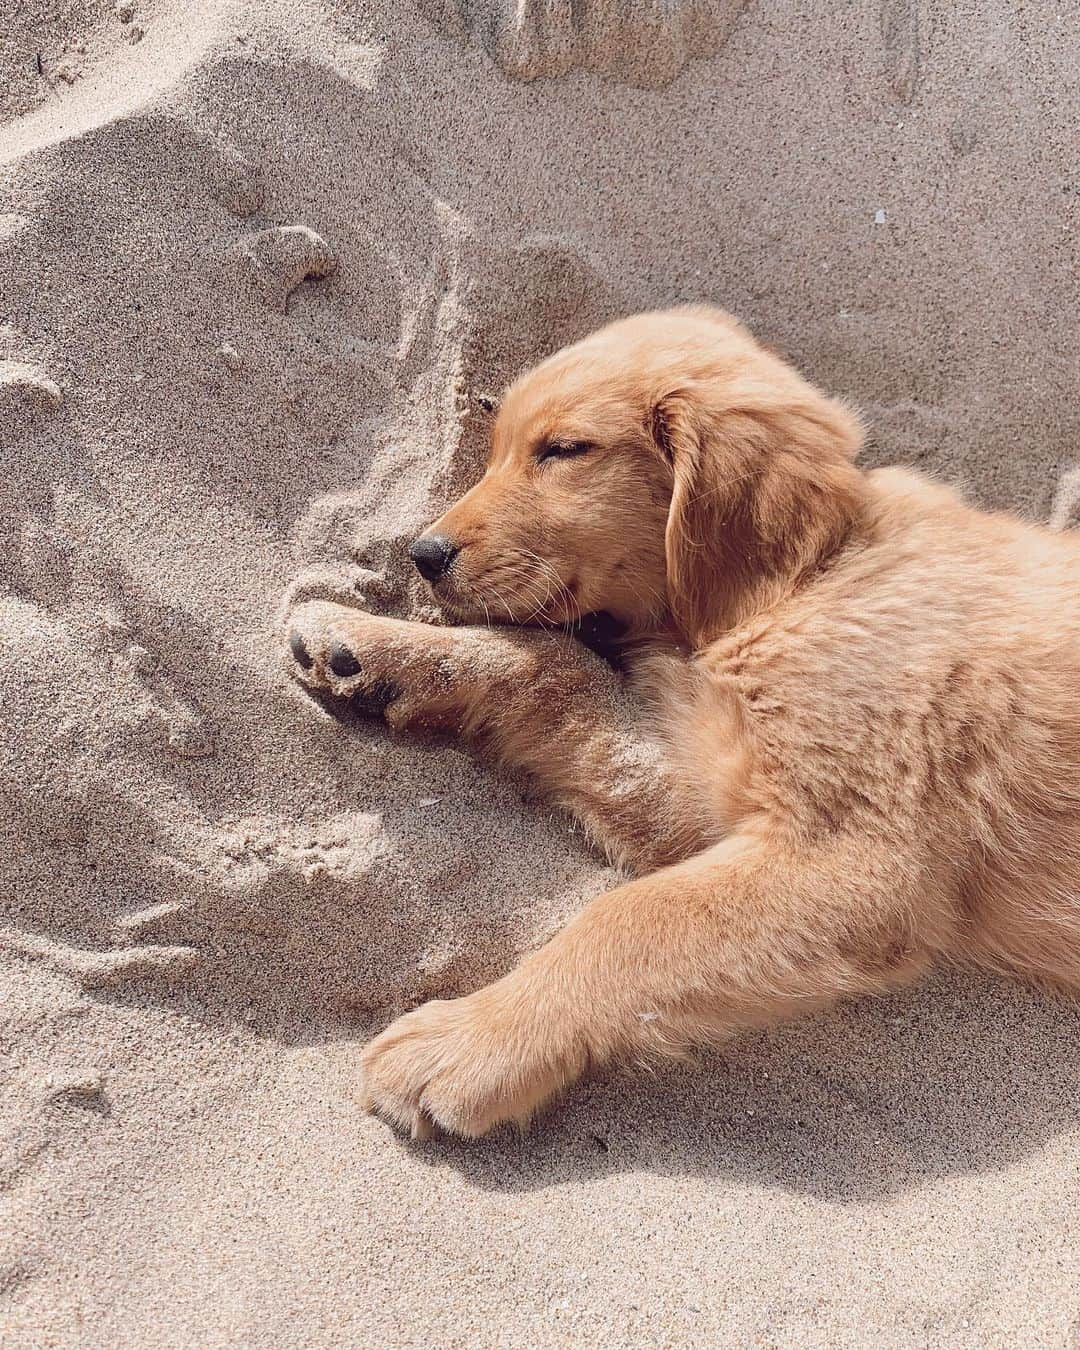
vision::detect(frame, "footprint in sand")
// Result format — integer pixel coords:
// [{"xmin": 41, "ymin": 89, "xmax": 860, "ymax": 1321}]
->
[
  {"xmin": 419, "ymin": 0, "xmax": 748, "ymax": 87},
  {"xmin": 97, "ymin": 613, "xmax": 215, "ymax": 760},
  {"xmin": 234, "ymin": 225, "xmax": 336, "ymax": 312}
]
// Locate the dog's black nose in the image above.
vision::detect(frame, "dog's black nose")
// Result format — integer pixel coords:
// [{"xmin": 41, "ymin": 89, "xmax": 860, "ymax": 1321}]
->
[{"xmin": 409, "ymin": 534, "xmax": 459, "ymax": 583}]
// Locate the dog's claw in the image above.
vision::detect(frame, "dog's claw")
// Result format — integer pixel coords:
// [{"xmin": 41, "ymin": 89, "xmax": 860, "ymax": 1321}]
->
[{"xmin": 328, "ymin": 642, "xmax": 362, "ymax": 678}]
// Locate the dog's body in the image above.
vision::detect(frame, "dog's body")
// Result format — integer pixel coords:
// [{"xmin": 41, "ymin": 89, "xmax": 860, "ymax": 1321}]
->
[{"xmin": 289, "ymin": 307, "xmax": 1080, "ymax": 1139}]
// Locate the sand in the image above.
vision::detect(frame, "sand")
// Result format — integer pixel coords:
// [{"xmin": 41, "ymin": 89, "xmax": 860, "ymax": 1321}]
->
[{"xmin": 1, "ymin": 0, "xmax": 1078, "ymax": 1344}]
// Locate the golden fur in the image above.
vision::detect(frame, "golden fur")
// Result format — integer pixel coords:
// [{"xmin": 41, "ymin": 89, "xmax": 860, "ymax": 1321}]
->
[{"xmin": 288, "ymin": 306, "xmax": 1080, "ymax": 1139}]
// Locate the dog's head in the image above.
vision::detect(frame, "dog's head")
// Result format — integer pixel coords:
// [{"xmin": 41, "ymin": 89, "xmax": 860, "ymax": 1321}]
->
[{"xmin": 412, "ymin": 307, "xmax": 866, "ymax": 647}]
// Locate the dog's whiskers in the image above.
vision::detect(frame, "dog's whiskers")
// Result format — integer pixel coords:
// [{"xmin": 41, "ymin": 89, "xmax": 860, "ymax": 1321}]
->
[
  {"xmin": 458, "ymin": 549, "xmax": 592, "ymax": 659},
  {"xmin": 515, "ymin": 549, "xmax": 584, "ymax": 651}
]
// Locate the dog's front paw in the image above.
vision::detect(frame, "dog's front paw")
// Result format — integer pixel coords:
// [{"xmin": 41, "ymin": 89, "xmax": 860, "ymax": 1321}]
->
[
  {"xmin": 286, "ymin": 601, "xmax": 454, "ymax": 727},
  {"xmin": 359, "ymin": 986, "xmax": 576, "ymax": 1140}
]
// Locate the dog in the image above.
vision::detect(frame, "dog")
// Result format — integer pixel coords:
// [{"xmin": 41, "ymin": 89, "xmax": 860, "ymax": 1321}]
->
[{"xmin": 288, "ymin": 305, "xmax": 1080, "ymax": 1140}]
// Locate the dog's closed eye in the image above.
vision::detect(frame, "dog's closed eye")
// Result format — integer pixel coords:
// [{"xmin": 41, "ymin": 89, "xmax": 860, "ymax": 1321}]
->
[{"xmin": 537, "ymin": 439, "xmax": 592, "ymax": 464}]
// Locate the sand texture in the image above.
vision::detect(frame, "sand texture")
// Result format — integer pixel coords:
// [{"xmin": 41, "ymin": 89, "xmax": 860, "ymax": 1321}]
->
[{"xmin": 2, "ymin": 1, "xmax": 1079, "ymax": 1345}]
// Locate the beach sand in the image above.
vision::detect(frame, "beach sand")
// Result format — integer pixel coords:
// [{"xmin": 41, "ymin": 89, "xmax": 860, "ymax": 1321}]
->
[{"xmin": 2, "ymin": 1, "xmax": 1078, "ymax": 1343}]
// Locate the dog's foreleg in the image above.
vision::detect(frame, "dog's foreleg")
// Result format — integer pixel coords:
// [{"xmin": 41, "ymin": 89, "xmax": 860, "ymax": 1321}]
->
[{"xmin": 360, "ymin": 831, "xmax": 946, "ymax": 1137}]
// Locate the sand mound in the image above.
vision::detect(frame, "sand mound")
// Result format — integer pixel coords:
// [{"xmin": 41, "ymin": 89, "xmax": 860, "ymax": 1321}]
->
[{"xmin": 2, "ymin": 0, "xmax": 1078, "ymax": 1344}]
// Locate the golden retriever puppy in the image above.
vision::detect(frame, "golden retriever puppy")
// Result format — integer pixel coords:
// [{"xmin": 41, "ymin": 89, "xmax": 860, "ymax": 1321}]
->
[{"xmin": 288, "ymin": 306, "xmax": 1080, "ymax": 1140}]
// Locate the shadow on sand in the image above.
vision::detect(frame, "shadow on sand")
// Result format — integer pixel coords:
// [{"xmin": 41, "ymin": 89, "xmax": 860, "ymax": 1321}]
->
[{"xmin": 390, "ymin": 969, "xmax": 1080, "ymax": 1204}]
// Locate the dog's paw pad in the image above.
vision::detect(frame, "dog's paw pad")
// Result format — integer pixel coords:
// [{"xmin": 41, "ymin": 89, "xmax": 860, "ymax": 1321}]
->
[
  {"xmin": 328, "ymin": 642, "xmax": 361, "ymax": 678},
  {"xmin": 289, "ymin": 631, "xmax": 314, "ymax": 670}
]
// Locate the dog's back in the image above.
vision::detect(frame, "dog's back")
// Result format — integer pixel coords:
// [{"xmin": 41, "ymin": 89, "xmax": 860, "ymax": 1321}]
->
[{"xmin": 694, "ymin": 465, "xmax": 1080, "ymax": 992}]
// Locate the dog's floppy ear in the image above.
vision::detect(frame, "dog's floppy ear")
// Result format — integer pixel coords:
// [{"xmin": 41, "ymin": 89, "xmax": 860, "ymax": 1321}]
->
[{"xmin": 651, "ymin": 372, "xmax": 866, "ymax": 647}]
